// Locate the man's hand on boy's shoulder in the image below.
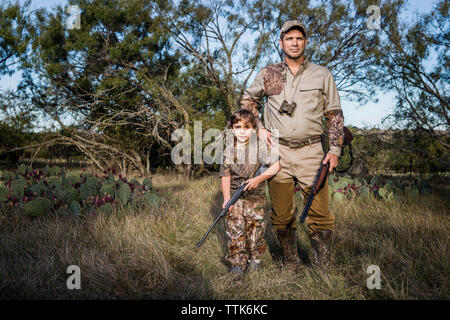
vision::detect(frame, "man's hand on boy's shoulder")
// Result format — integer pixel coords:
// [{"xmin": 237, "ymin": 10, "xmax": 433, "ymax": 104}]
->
[{"xmin": 258, "ymin": 128, "xmax": 272, "ymax": 147}]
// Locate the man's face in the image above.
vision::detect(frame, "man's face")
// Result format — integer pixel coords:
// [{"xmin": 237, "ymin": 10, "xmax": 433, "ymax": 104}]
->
[{"xmin": 279, "ymin": 28, "xmax": 307, "ymax": 60}]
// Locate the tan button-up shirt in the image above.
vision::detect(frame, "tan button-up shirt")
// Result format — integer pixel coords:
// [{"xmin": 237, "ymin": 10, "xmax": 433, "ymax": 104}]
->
[{"xmin": 241, "ymin": 59, "xmax": 344, "ymax": 156}]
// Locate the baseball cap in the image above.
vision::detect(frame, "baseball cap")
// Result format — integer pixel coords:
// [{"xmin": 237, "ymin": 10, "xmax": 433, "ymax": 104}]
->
[{"xmin": 280, "ymin": 20, "xmax": 307, "ymax": 38}]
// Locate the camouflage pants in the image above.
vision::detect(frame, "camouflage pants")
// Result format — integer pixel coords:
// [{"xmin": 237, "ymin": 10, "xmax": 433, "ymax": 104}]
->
[{"xmin": 225, "ymin": 197, "xmax": 267, "ymax": 270}]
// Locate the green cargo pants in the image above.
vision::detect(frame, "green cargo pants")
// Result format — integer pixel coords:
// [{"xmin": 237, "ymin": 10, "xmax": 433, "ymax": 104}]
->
[{"xmin": 268, "ymin": 142, "xmax": 335, "ymax": 235}]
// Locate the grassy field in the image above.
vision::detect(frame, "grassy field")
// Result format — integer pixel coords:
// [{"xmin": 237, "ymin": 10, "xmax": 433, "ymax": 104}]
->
[{"xmin": 0, "ymin": 171, "xmax": 448, "ymax": 299}]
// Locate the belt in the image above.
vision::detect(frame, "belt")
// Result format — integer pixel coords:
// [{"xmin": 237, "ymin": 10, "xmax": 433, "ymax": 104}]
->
[{"xmin": 279, "ymin": 135, "xmax": 322, "ymax": 149}]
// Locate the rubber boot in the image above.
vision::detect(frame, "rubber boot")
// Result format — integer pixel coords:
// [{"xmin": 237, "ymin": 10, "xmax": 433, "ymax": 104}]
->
[
  {"xmin": 309, "ymin": 229, "xmax": 332, "ymax": 269},
  {"xmin": 248, "ymin": 260, "xmax": 260, "ymax": 272},
  {"xmin": 276, "ymin": 228, "xmax": 300, "ymax": 273},
  {"xmin": 230, "ymin": 266, "xmax": 245, "ymax": 281}
]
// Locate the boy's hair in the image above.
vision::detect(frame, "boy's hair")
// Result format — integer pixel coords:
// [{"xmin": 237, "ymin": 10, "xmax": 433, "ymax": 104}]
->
[{"xmin": 227, "ymin": 109, "xmax": 257, "ymax": 129}]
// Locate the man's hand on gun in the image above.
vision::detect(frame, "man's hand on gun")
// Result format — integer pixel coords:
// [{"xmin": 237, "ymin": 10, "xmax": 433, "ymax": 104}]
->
[{"xmin": 322, "ymin": 153, "xmax": 339, "ymax": 172}]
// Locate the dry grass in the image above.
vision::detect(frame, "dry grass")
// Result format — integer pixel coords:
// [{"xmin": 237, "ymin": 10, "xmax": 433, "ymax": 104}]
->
[{"xmin": 0, "ymin": 172, "xmax": 448, "ymax": 299}]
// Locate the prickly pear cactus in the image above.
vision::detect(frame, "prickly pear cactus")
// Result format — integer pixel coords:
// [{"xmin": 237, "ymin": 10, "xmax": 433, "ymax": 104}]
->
[
  {"xmin": 18, "ymin": 164, "xmax": 28, "ymax": 175},
  {"xmin": 28, "ymin": 183, "xmax": 43, "ymax": 197},
  {"xmin": 141, "ymin": 192, "xmax": 159, "ymax": 207},
  {"xmin": 105, "ymin": 173, "xmax": 115, "ymax": 185},
  {"xmin": 353, "ymin": 179, "xmax": 362, "ymax": 188},
  {"xmin": 48, "ymin": 176, "xmax": 62, "ymax": 190},
  {"xmin": 143, "ymin": 178, "xmax": 153, "ymax": 190},
  {"xmin": 2, "ymin": 170, "xmax": 15, "ymax": 181},
  {"xmin": 70, "ymin": 200, "xmax": 81, "ymax": 216},
  {"xmin": 0, "ymin": 166, "xmax": 162, "ymax": 219},
  {"xmin": 0, "ymin": 186, "xmax": 8, "ymax": 202},
  {"xmin": 24, "ymin": 198, "xmax": 53, "ymax": 217},
  {"xmin": 359, "ymin": 186, "xmax": 370, "ymax": 196},
  {"xmin": 58, "ymin": 188, "xmax": 80, "ymax": 204},
  {"xmin": 332, "ymin": 192, "xmax": 345, "ymax": 202},
  {"xmin": 56, "ymin": 206, "xmax": 69, "ymax": 216},
  {"xmin": 80, "ymin": 177, "xmax": 100, "ymax": 200},
  {"xmin": 100, "ymin": 184, "xmax": 115, "ymax": 198},
  {"xmin": 377, "ymin": 187, "xmax": 387, "ymax": 198},
  {"xmin": 370, "ymin": 174, "xmax": 381, "ymax": 186},
  {"xmin": 11, "ymin": 180, "xmax": 26, "ymax": 201},
  {"xmin": 62, "ymin": 167, "xmax": 66, "ymax": 185},
  {"xmin": 118, "ymin": 183, "xmax": 131, "ymax": 206},
  {"xmin": 130, "ymin": 178, "xmax": 140, "ymax": 186},
  {"xmin": 67, "ymin": 174, "xmax": 82, "ymax": 185}
]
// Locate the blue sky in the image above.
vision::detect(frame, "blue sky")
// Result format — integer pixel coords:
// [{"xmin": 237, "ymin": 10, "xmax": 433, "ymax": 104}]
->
[{"xmin": 0, "ymin": 0, "xmax": 440, "ymax": 129}]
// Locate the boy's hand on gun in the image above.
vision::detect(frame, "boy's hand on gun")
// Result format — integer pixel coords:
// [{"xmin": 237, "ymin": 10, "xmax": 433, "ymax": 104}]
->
[
  {"xmin": 222, "ymin": 197, "xmax": 234, "ymax": 212},
  {"xmin": 244, "ymin": 176, "xmax": 263, "ymax": 191}
]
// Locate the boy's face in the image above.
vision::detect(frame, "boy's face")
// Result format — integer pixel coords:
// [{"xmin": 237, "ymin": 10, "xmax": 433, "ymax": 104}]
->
[{"xmin": 232, "ymin": 119, "xmax": 254, "ymax": 143}]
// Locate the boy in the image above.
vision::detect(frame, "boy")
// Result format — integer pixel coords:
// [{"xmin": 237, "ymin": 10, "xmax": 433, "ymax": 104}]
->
[{"xmin": 219, "ymin": 109, "xmax": 280, "ymax": 281}]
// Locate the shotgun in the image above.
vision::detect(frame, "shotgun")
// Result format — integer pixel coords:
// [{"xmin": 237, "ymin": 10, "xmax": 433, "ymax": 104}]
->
[
  {"xmin": 196, "ymin": 164, "xmax": 266, "ymax": 249},
  {"xmin": 299, "ymin": 159, "xmax": 330, "ymax": 223}
]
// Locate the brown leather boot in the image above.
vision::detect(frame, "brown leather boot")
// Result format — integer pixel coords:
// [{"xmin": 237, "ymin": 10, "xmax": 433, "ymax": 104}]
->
[
  {"xmin": 309, "ymin": 229, "xmax": 333, "ymax": 269},
  {"xmin": 276, "ymin": 228, "xmax": 300, "ymax": 272}
]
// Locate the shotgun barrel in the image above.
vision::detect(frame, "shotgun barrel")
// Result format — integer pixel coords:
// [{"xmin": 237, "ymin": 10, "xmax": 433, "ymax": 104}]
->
[{"xmin": 299, "ymin": 160, "xmax": 330, "ymax": 223}]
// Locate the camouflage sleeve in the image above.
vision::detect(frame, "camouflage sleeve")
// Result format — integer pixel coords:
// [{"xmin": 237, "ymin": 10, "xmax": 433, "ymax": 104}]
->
[
  {"xmin": 241, "ymin": 71, "xmax": 265, "ymax": 130},
  {"xmin": 323, "ymin": 70, "xmax": 344, "ymax": 156},
  {"xmin": 219, "ymin": 146, "xmax": 231, "ymax": 177},
  {"xmin": 219, "ymin": 164, "xmax": 230, "ymax": 178},
  {"xmin": 324, "ymin": 109, "xmax": 344, "ymax": 157}
]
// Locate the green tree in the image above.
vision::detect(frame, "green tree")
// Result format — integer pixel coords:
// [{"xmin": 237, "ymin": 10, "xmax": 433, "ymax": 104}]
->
[
  {"xmin": 0, "ymin": 0, "xmax": 31, "ymax": 76},
  {"xmin": 15, "ymin": 0, "xmax": 187, "ymax": 176},
  {"xmin": 158, "ymin": 0, "xmax": 399, "ymax": 119},
  {"xmin": 374, "ymin": 0, "xmax": 449, "ymax": 166}
]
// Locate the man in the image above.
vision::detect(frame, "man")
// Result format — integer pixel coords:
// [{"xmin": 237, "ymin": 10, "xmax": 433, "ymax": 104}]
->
[{"xmin": 240, "ymin": 20, "xmax": 344, "ymax": 271}]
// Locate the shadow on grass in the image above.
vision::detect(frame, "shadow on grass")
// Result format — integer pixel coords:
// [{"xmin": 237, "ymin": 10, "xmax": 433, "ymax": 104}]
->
[{"xmin": 148, "ymin": 257, "xmax": 217, "ymax": 299}]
